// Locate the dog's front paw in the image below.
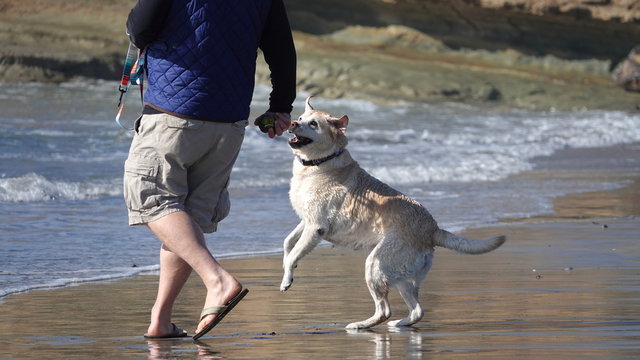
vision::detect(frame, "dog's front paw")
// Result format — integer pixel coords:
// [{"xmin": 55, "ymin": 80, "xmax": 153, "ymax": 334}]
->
[{"xmin": 280, "ymin": 278, "xmax": 293, "ymax": 292}]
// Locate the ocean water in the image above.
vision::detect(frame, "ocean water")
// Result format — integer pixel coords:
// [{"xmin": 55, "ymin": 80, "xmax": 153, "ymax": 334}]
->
[{"xmin": 1, "ymin": 81, "xmax": 639, "ymax": 300}]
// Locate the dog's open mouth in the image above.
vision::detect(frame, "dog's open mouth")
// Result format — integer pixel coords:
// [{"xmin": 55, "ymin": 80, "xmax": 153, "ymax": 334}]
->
[{"xmin": 288, "ymin": 136, "xmax": 313, "ymax": 148}]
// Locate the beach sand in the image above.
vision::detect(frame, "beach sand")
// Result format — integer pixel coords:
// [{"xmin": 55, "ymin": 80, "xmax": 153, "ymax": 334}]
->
[{"xmin": 1, "ymin": 181, "xmax": 639, "ymax": 359}]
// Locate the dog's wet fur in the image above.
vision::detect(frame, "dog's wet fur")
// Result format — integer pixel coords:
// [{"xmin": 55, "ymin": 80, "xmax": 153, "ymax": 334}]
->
[{"xmin": 281, "ymin": 96, "xmax": 506, "ymax": 329}]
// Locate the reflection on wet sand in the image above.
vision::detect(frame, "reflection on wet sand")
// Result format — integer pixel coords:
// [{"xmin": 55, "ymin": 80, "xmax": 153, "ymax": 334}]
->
[
  {"xmin": 553, "ymin": 178, "xmax": 640, "ymax": 219},
  {"xmin": 347, "ymin": 328, "xmax": 424, "ymax": 359},
  {"xmin": 147, "ymin": 339, "xmax": 221, "ymax": 360}
]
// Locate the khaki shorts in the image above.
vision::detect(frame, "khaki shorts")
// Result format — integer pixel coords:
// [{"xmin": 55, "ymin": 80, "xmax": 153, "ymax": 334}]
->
[{"xmin": 123, "ymin": 113, "xmax": 247, "ymax": 233}]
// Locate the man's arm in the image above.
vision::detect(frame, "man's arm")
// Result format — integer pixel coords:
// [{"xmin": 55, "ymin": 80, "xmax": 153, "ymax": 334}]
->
[
  {"xmin": 126, "ymin": 0, "xmax": 172, "ymax": 49},
  {"xmin": 259, "ymin": 0, "xmax": 297, "ymax": 115}
]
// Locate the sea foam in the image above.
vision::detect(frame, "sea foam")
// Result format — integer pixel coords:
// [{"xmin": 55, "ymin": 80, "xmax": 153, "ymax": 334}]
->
[{"xmin": 0, "ymin": 173, "xmax": 121, "ymax": 202}]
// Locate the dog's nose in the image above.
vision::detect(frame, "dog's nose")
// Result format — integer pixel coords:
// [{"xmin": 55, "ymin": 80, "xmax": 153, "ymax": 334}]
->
[{"xmin": 289, "ymin": 121, "xmax": 299, "ymax": 131}]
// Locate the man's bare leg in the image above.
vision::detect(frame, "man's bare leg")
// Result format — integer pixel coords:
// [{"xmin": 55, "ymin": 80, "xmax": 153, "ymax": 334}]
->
[
  {"xmin": 146, "ymin": 211, "xmax": 242, "ymax": 335},
  {"xmin": 146, "ymin": 244, "xmax": 192, "ymax": 337}
]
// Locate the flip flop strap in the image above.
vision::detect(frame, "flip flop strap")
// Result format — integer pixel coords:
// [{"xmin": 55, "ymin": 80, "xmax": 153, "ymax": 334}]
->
[
  {"xmin": 169, "ymin": 323, "xmax": 187, "ymax": 336},
  {"xmin": 200, "ymin": 305, "xmax": 228, "ymax": 320}
]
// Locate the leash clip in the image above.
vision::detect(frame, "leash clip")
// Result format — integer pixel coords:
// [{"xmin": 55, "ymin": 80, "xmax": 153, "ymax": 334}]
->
[{"xmin": 117, "ymin": 86, "xmax": 127, "ymax": 107}]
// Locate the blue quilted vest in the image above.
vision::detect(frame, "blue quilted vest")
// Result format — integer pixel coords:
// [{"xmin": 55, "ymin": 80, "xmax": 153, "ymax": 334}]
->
[{"xmin": 144, "ymin": 0, "xmax": 272, "ymax": 121}]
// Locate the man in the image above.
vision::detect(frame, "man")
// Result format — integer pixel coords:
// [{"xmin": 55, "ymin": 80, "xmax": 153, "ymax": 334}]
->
[{"xmin": 123, "ymin": 0, "xmax": 296, "ymax": 339}]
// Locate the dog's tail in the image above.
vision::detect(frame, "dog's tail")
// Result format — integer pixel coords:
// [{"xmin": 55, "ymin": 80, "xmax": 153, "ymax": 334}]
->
[{"xmin": 434, "ymin": 229, "xmax": 506, "ymax": 254}]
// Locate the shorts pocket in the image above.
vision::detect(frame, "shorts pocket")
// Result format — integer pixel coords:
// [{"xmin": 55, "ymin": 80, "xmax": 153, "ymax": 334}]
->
[
  {"xmin": 164, "ymin": 116, "xmax": 205, "ymax": 130},
  {"xmin": 123, "ymin": 155, "xmax": 160, "ymax": 212},
  {"xmin": 230, "ymin": 120, "xmax": 248, "ymax": 137}
]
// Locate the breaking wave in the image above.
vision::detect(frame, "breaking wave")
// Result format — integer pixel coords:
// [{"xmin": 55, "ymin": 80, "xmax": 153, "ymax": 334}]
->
[{"xmin": 0, "ymin": 173, "xmax": 121, "ymax": 202}]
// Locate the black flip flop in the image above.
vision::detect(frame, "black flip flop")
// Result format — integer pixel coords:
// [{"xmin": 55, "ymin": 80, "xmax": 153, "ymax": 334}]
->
[
  {"xmin": 192, "ymin": 288, "xmax": 249, "ymax": 341},
  {"xmin": 144, "ymin": 323, "xmax": 189, "ymax": 339}
]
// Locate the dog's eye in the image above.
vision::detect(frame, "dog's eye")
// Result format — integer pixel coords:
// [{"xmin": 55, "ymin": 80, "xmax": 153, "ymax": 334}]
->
[{"xmin": 309, "ymin": 120, "xmax": 318, "ymax": 128}]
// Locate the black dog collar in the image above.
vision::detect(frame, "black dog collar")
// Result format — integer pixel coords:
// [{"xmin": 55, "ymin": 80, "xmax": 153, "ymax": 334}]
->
[{"xmin": 296, "ymin": 149, "xmax": 345, "ymax": 166}]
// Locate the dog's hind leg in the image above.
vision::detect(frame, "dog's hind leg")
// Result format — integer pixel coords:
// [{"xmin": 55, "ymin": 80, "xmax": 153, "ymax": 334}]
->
[
  {"xmin": 280, "ymin": 226, "xmax": 322, "ymax": 292},
  {"xmin": 388, "ymin": 280, "xmax": 422, "ymax": 327},
  {"xmin": 346, "ymin": 247, "xmax": 392, "ymax": 329},
  {"xmin": 388, "ymin": 252, "xmax": 433, "ymax": 327}
]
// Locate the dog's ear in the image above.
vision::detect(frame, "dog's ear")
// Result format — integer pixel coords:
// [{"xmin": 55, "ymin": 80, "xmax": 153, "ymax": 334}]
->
[
  {"xmin": 329, "ymin": 115, "xmax": 349, "ymax": 134},
  {"xmin": 305, "ymin": 96, "xmax": 315, "ymax": 112}
]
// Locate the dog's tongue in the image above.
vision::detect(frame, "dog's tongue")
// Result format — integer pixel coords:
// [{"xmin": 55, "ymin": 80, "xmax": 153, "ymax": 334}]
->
[{"xmin": 289, "ymin": 137, "xmax": 299, "ymax": 143}]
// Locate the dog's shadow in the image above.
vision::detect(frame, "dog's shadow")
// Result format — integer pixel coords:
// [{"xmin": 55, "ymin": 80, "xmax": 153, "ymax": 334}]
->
[{"xmin": 346, "ymin": 327, "xmax": 426, "ymax": 359}]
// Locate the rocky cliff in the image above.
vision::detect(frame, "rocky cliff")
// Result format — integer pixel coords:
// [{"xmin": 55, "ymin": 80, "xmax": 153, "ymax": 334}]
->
[
  {"xmin": 1, "ymin": 0, "xmax": 638, "ymax": 111},
  {"xmin": 286, "ymin": 0, "xmax": 640, "ymax": 62}
]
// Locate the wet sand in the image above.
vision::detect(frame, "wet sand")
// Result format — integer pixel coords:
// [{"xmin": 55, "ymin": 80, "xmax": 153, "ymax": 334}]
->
[{"xmin": 1, "ymin": 183, "xmax": 639, "ymax": 359}]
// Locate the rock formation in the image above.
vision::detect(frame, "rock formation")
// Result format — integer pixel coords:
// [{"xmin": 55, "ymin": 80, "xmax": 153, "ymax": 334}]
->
[
  {"xmin": 1, "ymin": 0, "xmax": 639, "ymax": 110},
  {"xmin": 612, "ymin": 45, "xmax": 640, "ymax": 92}
]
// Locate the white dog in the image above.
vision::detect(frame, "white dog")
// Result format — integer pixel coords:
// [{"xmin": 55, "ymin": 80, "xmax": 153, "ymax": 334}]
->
[{"xmin": 281, "ymin": 96, "xmax": 506, "ymax": 329}]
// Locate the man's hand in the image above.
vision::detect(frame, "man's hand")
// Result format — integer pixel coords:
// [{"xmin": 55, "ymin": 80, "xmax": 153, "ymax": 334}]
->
[{"xmin": 254, "ymin": 112, "xmax": 291, "ymax": 138}]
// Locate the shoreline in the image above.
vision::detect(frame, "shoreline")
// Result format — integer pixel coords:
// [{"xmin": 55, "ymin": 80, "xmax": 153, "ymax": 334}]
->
[
  {"xmin": 1, "ymin": 141, "xmax": 639, "ymax": 302},
  {"xmin": 2, "ymin": 160, "xmax": 637, "ymax": 303}
]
